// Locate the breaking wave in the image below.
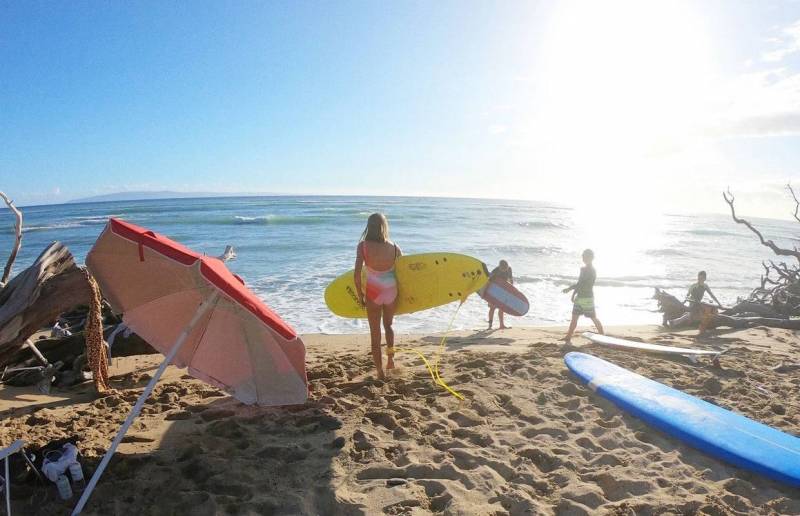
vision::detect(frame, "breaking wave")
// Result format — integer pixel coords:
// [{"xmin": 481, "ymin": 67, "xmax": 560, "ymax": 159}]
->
[{"xmin": 231, "ymin": 215, "xmax": 327, "ymax": 225}]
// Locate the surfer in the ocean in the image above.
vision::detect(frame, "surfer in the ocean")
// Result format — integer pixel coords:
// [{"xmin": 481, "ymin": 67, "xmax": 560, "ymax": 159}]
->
[
  {"xmin": 561, "ymin": 249, "xmax": 604, "ymax": 343},
  {"xmin": 354, "ymin": 213, "xmax": 402, "ymax": 380},
  {"xmin": 487, "ymin": 260, "xmax": 513, "ymax": 329}
]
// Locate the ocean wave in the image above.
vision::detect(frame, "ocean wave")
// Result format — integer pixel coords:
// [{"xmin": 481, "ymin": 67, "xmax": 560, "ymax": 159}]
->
[
  {"xmin": 470, "ymin": 244, "xmax": 562, "ymax": 255},
  {"xmin": 231, "ymin": 214, "xmax": 328, "ymax": 225},
  {"xmin": 516, "ymin": 221, "xmax": 570, "ymax": 230},
  {"xmin": 680, "ymin": 228, "xmax": 744, "ymax": 238},
  {"xmin": 19, "ymin": 216, "xmax": 114, "ymax": 233},
  {"xmin": 515, "ymin": 274, "xmax": 679, "ymax": 288},
  {"xmin": 644, "ymin": 248, "xmax": 689, "ymax": 257},
  {"xmin": 71, "ymin": 215, "xmax": 118, "ymax": 223}
]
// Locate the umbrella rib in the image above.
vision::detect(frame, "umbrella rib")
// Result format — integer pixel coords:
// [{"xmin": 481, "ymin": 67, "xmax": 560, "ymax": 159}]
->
[
  {"xmin": 184, "ymin": 304, "xmax": 217, "ymax": 374},
  {"xmin": 242, "ymin": 318, "xmax": 261, "ymax": 402}
]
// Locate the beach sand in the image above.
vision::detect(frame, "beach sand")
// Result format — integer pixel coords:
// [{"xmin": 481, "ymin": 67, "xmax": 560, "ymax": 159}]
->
[{"xmin": 1, "ymin": 325, "xmax": 799, "ymax": 515}]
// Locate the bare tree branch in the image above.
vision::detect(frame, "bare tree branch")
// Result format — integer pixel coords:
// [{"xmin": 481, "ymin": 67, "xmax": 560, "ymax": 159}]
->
[
  {"xmin": 0, "ymin": 191, "xmax": 23, "ymax": 286},
  {"xmin": 723, "ymin": 189, "xmax": 800, "ymax": 263},
  {"xmin": 789, "ymin": 183, "xmax": 800, "ymax": 224}
]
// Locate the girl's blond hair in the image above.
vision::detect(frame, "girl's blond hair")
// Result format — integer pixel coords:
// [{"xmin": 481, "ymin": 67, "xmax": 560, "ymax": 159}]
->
[{"xmin": 361, "ymin": 213, "xmax": 389, "ymax": 243}]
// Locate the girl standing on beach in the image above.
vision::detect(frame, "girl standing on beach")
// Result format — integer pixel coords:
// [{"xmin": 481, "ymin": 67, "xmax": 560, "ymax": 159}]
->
[
  {"xmin": 487, "ymin": 259, "xmax": 513, "ymax": 330},
  {"xmin": 354, "ymin": 213, "xmax": 402, "ymax": 380}
]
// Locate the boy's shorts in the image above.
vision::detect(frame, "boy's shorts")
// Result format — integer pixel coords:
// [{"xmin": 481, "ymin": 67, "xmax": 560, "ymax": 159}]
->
[{"xmin": 572, "ymin": 297, "xmax": 596, "ymax": 318}]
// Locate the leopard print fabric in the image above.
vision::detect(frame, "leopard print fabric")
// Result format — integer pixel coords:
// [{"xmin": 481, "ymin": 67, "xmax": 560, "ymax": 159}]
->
[{"xmin": 85, "ymin": 271, "xmax": 112, "ymax": 393}]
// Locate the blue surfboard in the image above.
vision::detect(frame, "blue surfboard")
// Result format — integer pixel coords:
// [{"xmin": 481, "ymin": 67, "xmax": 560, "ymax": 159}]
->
[{"xmin": 565, "ymin": 352, "xmax": 800, "ymax": 487}]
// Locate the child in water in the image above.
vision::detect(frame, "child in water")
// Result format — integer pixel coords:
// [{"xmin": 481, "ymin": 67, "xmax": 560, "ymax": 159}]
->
[
  {"xmin": 487, "ymin": 260, "xmax": 513, "ymax": 330},
  {"xmin": 562, "ymin": 249, "xmax": 604, "ymax": 343},
  {"xmin": 354, "ymin": 213, "xmax": 402, "ymax": 380}
]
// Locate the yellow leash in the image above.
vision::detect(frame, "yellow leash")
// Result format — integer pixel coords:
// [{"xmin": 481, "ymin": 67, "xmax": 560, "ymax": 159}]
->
[{"xmin": 392, "ymin": 302, "xmax": 464, "ymax": 400}]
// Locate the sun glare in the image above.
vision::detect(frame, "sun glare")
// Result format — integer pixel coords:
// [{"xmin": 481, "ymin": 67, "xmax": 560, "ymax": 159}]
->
[{"xmin": 531, "ymin": 1, "xmax": 715, "ymax": 208}]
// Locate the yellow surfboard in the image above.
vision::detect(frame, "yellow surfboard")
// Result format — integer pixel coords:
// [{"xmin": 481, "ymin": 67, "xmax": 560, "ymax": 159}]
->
[{"xmin": 325, "ymin": 253, "xmax": 489, "ymax": 318}]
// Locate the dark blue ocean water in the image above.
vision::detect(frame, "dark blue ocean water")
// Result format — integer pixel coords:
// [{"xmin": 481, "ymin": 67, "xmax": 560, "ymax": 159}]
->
[{"xmin": 1, "ymin": 196, "xmax": 795, "ymax": 334}]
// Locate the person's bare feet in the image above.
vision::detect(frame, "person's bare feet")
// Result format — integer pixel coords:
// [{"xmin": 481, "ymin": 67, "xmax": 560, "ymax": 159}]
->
[
  {"xmin": 376, "ymin": 369, "xmax": 386, "ymax": 380},
  {"xmin": 386, "ymin": 358, "xmax": 395, "ymax": 370},
  {"xmin": 499, "ymin": 325, "xmax": 510, "ymax": 330},
  {"xmin": 559, "ymin": 335, "xmax": 572, "ymax": 343}
]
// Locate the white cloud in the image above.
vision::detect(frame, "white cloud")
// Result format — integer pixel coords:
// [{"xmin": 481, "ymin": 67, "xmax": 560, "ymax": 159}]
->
[
  {"xmin": 706, "ymin": 51, "xmax": 800, "ymax": 138},
  {"xmin": 721, "ymin": 111, "xmax": 800, "ymax": 138},
  {"xmin": 761, "ymin": 19, "xmax": 800, "ymax": 62}
]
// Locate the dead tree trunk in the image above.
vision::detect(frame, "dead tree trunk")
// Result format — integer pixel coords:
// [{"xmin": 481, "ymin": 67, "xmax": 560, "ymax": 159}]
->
[
  {"xmin": 710, "ymin": 314, "xmax": 800, "ymax": 330},
  {"xmin": 722, "ymin": 187, "xmax": 800, "ymax": 321},
  {"xmin": 0, "ymin": 242, "xmax": 92, "ymax": 365},
  {"xmin": 0, "ymin": 191, "xmax": 23, "ymax": 286},
  {"xmin": 722, "ymin": 300, "xmax": 787, "ymax": 318}
]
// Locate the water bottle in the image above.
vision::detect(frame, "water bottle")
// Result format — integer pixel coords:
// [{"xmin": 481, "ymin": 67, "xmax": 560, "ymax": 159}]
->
[
  {"xmin": 69, "ymin": 462, "xmax": 85, "ymax": 491},
  {"xmin": 55, "ymin": 474, "xmax": 73, "ymax": 500}
]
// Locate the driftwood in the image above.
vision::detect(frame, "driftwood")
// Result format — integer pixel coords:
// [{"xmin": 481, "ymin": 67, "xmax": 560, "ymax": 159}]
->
[
  {"xmin": 710, "ymin": 314, "xmax": 800, "ymax": 330},
  {"xmin": 653, "ymin": 288, "xmax": 687, "ymax": 326},
  {"xmin": 1, "ymin": 329, "xmax": 157, "ymax": 387},
  {"xmin": 0, "ymin": 242, "xmax": 93, "ymax": 365},
  {"xmin": 4, "ymin": 329, "xmax": 157, "ymax": 371},
  {"xmin": 722, "ymin": 300, "xmax": 786, "ymax": 319},
  {"xmin": 720, "ymin": 186, "xmax": 800, "ymax": 326},
  {"xmin": 652, "ymin": 287, "xmax": 800, "ymax": 331},
  {"xmin": 0, "ymin": 191, "xmax": 23, "ymax": 286}
]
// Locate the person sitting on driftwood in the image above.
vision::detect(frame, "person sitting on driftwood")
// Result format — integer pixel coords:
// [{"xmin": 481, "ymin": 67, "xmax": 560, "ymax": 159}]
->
[{"xmin": 666, "ymin": 271, "xmax": 723, "ymax": 331}]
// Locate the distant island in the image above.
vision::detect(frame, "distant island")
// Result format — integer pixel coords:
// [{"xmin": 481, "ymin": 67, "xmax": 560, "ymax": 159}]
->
[{"xmin": 68, "ymin": 191, "xmax": 281, "ymax": 203}]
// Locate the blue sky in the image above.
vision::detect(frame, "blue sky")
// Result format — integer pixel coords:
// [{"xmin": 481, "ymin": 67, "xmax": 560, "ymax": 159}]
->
[{"xmin": 2, "ymin": 1, "xmax": 800, "ymax": 217}]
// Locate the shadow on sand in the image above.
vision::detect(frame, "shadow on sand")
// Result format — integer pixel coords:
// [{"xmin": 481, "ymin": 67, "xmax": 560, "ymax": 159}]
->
[{"xmin": 9, "ymin": 362, "xmax": 358, "ymax": 515}]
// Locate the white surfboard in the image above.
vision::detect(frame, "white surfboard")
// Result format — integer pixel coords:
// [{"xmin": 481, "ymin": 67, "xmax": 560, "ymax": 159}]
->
[{"xmin": 582, "ymin": 332, "xmax": 720, "ymax": 356}]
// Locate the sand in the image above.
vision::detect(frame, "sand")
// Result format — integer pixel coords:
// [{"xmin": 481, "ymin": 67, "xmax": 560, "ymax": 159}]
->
[{"xmin": 1, "ymin": 324, "xmax": 800, "ymax": 515}]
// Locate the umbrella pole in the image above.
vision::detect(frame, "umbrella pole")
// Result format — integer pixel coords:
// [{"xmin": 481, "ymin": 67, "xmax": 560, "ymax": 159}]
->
[{"xmin": 72, "ymin": 291, "xmax": 220, "ymax": 515}]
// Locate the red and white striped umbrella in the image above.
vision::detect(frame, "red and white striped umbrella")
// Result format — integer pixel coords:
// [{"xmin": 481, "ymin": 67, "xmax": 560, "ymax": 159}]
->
[
  {"xmin": 74, "ymin": 218, "xmax": 307, "ymax": 514},
  {"xmin": 86, "ymin": 218, "xmax": 307, "ymax": 404}
]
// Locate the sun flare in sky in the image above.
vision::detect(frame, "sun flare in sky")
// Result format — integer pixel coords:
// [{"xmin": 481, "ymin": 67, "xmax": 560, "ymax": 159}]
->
[{"xmin": 526, "ymin": 1, "xmax": 716, "ymax": 212}]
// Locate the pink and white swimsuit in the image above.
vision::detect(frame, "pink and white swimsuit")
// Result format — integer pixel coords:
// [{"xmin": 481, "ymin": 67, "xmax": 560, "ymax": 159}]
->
[{"xmin": 362, "ymin": 242, "xmax": 398, "ymax": 305}]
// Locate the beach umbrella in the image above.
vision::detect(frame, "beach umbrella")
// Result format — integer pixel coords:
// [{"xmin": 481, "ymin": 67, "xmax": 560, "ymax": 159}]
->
[{"xmin": 72, "ymin": 218, "xmax": 307, "ymax": 514}]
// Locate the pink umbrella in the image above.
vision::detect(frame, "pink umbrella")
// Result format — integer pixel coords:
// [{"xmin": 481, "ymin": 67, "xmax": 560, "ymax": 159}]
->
[{"xmin": 73, "ymin": 218, "xmax": 307, "ymax": 514}]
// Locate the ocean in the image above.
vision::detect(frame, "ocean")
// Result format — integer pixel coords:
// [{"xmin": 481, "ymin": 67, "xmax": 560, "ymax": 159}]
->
[{"xmin": 1, "ymin": 196, "xmax": 796, "ymax": 335}]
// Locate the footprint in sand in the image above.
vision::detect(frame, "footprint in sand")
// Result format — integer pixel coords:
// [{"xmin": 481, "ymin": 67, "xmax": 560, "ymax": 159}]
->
[
  {"xmin": 352, "ymin": 429, "xmax": 377, "ymax": 451},
  {"xmin": 365, "ymin": 411, "xmax": 399, "ymax": 430},
  {"xmin": 255, "ymin": 444, "xmax": 308, "ymax": 463},
  {"xmin": 517, "ymin": 447, "xmax": 563, "ymax": 473},
  {"xmin": 591, "ymin": 472, "xmax": 652, "ymax": 501},
  {"xmin": 447, "ymin": 411, "xmax": 483, "ymax": 428},
  {"xmin": 522, "ymin": 426, "xmax": 569, "ymax": 440},
  {"xmin": 451, "ymin": 428, "xmax": 493, "ymax": 446}
]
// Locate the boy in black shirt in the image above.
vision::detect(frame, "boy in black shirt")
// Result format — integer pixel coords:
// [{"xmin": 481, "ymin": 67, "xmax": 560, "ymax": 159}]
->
[{"xmin": 562, "ymin": 249, "xmax": 604, "ymax": 343}]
